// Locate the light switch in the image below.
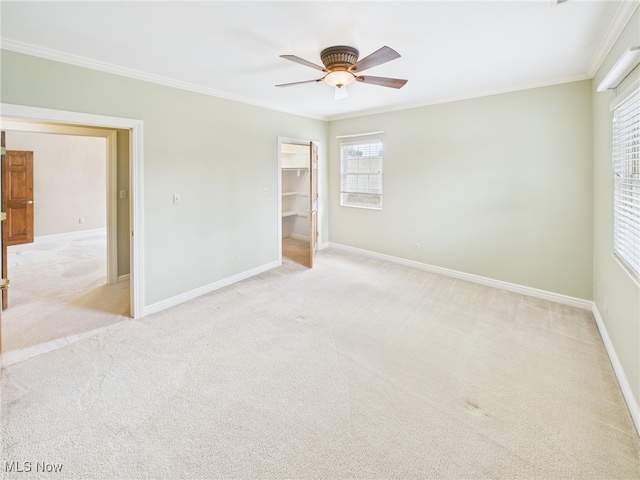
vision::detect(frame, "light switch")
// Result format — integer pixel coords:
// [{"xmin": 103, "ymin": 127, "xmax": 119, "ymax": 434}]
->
[{"xmin": 173, "ymin": 194, "xmax": 181, "ymax": 205}]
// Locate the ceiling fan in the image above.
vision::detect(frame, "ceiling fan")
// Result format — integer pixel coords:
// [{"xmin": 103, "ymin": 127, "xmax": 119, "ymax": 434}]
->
[{"xmin": 276, "ymin": 45, "xmax": 408, "ymax": 99}]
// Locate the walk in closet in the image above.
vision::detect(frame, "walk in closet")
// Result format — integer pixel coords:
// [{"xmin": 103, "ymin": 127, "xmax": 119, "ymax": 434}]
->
[{"xmin": 281, "ymin": 143, "xmax": 311, "ymax": 266}]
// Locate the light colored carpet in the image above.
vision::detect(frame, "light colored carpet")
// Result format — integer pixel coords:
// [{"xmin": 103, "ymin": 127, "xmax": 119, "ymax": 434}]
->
[
  {"xmin": 1, "ymin": 247, "xmax": 639, "ymax": 479},
  {"xmin": 1, "ymin": 230, "xmax": 130, "ymax": 363}
]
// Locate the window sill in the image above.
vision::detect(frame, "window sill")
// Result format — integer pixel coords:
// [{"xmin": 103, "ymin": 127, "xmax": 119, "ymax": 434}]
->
[{"xmin": 612, "ymin": 253, "xmax": 640, "ymax": 288}]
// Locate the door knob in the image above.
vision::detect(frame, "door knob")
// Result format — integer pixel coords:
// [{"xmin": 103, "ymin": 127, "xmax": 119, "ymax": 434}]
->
[{"xmin": 22, "ymin": 200, "xmax": 33, "ymax": 204}]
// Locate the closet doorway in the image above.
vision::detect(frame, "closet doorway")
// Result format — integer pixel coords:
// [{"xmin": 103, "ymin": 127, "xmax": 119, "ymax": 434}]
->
[{"xmin": 279, "ymin": 139, "xmax": 318, "ymax": 268}]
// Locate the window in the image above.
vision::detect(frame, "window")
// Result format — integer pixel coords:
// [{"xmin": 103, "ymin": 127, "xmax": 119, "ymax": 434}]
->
[
  {"xmin": 339, "ymin": 132, "xmax": 383, "ymax": 209},
  {"xmin": 613, "ymin": 86, "xmax": 640, "ymax": 278}
]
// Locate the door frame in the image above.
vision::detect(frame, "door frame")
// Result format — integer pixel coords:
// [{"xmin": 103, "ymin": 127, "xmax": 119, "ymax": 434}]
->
[
  {"xmin": 0, "ymin": 103, "xmax": 144, "ymax": 319},
  {"xmin": 277, "ymin": 136, "xmax": 321, "ymax": 265}
]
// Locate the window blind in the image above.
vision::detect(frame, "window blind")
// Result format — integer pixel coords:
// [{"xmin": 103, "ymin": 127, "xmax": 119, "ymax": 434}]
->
[
  {"xmin": 613, "ymin": 86, "xmax": 640, "ymax": 278},
  {"xmin": 339, "ymin": 132, "xmax": 383, "ymax": 209}
]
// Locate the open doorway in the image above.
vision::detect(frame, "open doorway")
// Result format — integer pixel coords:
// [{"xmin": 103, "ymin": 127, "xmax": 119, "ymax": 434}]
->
[
  {"xmin": 0, "ymin": 104, "xmax": 143, "ymax": 361},
  {"xmin": 278, "ymin": 138, "xmax": 319, "ymax": 268},
  {"xmin": 2, "ymin": 129, "xmax": 129, "ymax": 358}
]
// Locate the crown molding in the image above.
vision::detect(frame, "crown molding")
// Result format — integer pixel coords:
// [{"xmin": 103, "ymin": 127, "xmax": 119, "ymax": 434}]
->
[
  {"xmin": 3, "ymin": 0, "xmax": 638, "ymax": 125},
  {"xmin": 0, "ymin": 38, "xmax": 328, "ymax": 121},
  {"xmin": 587, "ymin": 0, "xmax": 640, "ymax": 77},
  {"xmin": 328, "ymin": 72, "xmax": 591, "ymax": 121}
]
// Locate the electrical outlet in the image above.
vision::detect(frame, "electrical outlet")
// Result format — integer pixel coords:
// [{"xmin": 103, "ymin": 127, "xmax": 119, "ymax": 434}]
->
[
  {"xmin": 414, "ymin": 242, "xmax": 420, "ymax": 251},
  {"xmin": 263, "ymin": 187, "xmax": 268, "ymax": 195},
  {"xmin": 173, "ymin": 194, "xmax": 181, "ymax": 205},
  {"xmin": 79, "ymin": 217, "xmax": 85, "ymax": 224},
  {"xmin": 235, "ymin": 255, "xmax": 240, "ymax": 262}
]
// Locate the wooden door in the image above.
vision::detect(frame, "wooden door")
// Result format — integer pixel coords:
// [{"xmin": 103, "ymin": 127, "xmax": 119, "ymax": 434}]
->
[
  {"xmin": 309, "ymin": 142, "xmax": 319, "ymax": 268},
  {"xmin": 1, "ymin": 131, "xmax": 5, "ymax": 323},
  {"xmin": 5, "ymin": 150, "xmax": 34, "ymax": 247}
]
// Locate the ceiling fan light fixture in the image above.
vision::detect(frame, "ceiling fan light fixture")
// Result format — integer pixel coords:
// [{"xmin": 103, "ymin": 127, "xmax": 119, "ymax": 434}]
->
[
  {"xmin": 324, "ymin": 70, "xmax": 355, "ymax": 88},
  {"xmin": 277, "ymin": 45, "xmax": 407, "ymax": 92}
]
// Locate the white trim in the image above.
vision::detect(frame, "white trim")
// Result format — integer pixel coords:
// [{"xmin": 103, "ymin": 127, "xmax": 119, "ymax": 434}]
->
[
  {"xmin": 277, "ymin": 138, "xmax": 284, "ymax": 265},
  {"xmin": 612, "ymin": 253, "xmax": 640, "ymax": 289},
  {"xmin": 290, "ymin": 233, "xmax": 310, "ymax": 241},
  {"xmin": 1, "ymin": 103, "xmax": 140, "ymax": 130},
  {"xmin": 0, "ymin": 39, "xmax": 326, "ymax": 122},
  {"xmin": 587, "ymin": 0, "xmax": 640, "ymax": 78},
  {"xmin": 34, "ymin": 228, "xmax": 106, "ymax": 243},
  {"xmin": 610, "ymin": 78, "xmax": 640, "ymax": 111},
  {"xmin": 0, "ymin": 119, "xmax": 113, "ymax": 137},
  {"xmin": 328, "ymin": 73, "xmax": 591, "ymax": 121},
  {"xmin": 598, "ymin": 46, "xmax": 640, "ymax": 92},
  {"xmin": 329, "ymin": 242, "xmax": 592, "ymax": 310},
  {"xmin": 1, "ymin": 103, "xmax": 144, "ymax": 319},
  {"xmin": 143, "ymin": 260, "xmax": 279, "ymax": 317},
  {"xmin": 336, "ymin": 131, "xmax": 384, "ymax": 139},
  {"xmin": 118, "ymin": 274, "xmax": 131, "ymax": 283},
  {"xmin": 592, "ymin": 303, "xmax": 640, "ymax": 437},
  {"xmin": 129, "ymin": 122, "xmax": 144, "ymax": 319},
  {"xmin": 0, "ymin": 38, "xmax": 591, "ymax": 123}
]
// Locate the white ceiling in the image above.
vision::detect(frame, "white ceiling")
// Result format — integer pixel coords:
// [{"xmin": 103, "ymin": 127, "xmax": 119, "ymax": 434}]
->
[{"xmin": 0, "ymin": 1, "xmax": 636, "ymax": 120}]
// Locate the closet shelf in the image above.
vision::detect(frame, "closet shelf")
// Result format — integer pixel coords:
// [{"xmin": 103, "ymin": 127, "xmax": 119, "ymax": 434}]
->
[
  {"xmin": 282, "ymin": 191, "xmax": 308, "ymax": 197},
  {"xmin": 282, "ymin": 211, "xmax": 309, "ymax": 218}
]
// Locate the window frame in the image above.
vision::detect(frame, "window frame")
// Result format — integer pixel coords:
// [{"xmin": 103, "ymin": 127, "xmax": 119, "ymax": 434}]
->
[
  {"xmin": 612, "ymin": 85, "xmax": 640, "ymax": 281},
  {"xmin": 338, "ymin": 132, "xmax": 384, "ymax": 210}
]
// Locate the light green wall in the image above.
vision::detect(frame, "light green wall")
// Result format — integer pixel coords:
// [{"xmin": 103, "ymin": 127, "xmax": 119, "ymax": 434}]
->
[
  {"xmin": 117, "ymin": 129, "xmax": 130, "ymax": 277},
  {"xmin": 329, "ymin": 81, "xmax": 593, "ymax": 300},
  {"xmin": 0, "ymin": 50, "xmax": 328, "ymax": 305},
  {"xmin": 592, "ymin": 8, "xmax": 640, "ymax": 405}
]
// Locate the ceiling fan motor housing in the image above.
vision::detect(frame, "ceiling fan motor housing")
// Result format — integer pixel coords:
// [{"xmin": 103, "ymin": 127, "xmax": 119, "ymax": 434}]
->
[{"xmin": 321, "ymin": 46, "xmax": 359, "ymax": 71}]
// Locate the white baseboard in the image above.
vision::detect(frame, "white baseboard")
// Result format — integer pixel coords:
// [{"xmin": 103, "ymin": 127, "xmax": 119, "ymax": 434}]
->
[
  {"xmin": 592, "ymin": 304, "xmax": 640, "ymax": 436},
  {"xmin": 35, "ymin": 228, "xmax": 107, "ymax": 242},
  {"xmin": 290, "ymin": 233, "xmax": 310, "ymax": 241},
  {"xmin": 328, "ymin": 242, "xmax": 592, "ymax": 310},
  {"xmin": 143, "ymin": 260, "xmax": 280, "ymax": 317},
  {"xmin": 117, "ymin": 274, "xmax": 130, "ymax": 283},
  {"xmin": 285, "ymin": 234, "xmax": 329, "ymax": 250}
]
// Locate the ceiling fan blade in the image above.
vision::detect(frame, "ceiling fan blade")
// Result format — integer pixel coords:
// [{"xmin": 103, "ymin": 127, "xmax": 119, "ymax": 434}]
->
[
  {"xmin": 356, "ymin": 76, "xmax": 408, "ymax": 89},
  {"xmin": 350, "ymin": 46, "xmax": 401, "ymax": 73},
  {"xmin": 280, "ymin": 55, "xmax": 327, "ymax": 72},
  {"xmin": 276, "ymin": 78, "xmax": 324, "ymax": 87},
  {"xmin": 334, "ymin": 86, "xmax": 348, "ymax": 100}
]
